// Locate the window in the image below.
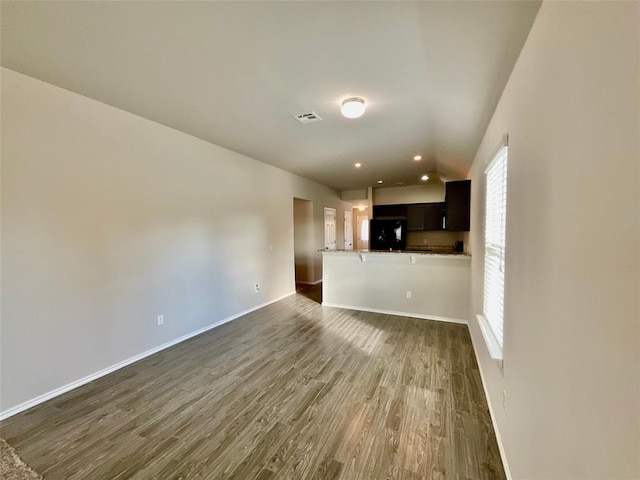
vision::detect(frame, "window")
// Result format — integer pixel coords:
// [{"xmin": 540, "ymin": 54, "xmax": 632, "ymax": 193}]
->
[
  {"xmin": 360, "ymin": 218, "xmax": 369, "ymax": 242},
  {"xmin": 479, "ymin": 138, "xmax": 508, "ymax": 361}
]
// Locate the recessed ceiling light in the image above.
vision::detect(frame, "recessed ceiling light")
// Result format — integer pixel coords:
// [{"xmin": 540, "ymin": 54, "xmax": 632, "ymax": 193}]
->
[
  {"xmin": 354, "ymin": 163, "xmax": 362, "ymax": 168},
  {"xmin": 377, "ymin": 180, "xmax": 383, "ymax": 184},
  {"xmin": 341, "ymin": 97, "xmax": 366, "ymax": 119},
  {"xmin": 414, "ymin": 155, "xmax": 422, "ymax": 161},
  {"xmin": 421, "ymin": 174, "xmax": 429, "ymax": 181}
]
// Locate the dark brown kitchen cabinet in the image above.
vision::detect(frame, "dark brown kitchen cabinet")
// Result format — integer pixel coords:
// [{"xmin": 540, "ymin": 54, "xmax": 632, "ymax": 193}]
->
[
  {"xmin": 445, "ymin": 180, "xmax": 471, "ymax": 231},
  {"xmin": 406, "ymin": 204, "xmax": 424, "ymax": 230},
  {"xmin": 424, "ymin": 202, "xmax": 445, "ymax": 231},
  {"xmin": 374, "ymin": 202, "xmax": 445, "ymax": 231},
  {"xmin": 373, "ymin": 204, "xmax": 407, "ymax": 219},
  {"xmin": 373, "ymin": 180, "xmax": 470, "ymax": 232}
]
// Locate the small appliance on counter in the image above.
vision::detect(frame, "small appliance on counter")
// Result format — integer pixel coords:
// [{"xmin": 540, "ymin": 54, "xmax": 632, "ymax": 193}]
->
[{"xmin": 455, "ymin": 240, "xmax": 464, "ymax": 253}]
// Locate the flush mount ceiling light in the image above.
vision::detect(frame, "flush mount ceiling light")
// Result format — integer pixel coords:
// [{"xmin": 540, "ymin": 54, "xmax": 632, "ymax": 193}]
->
[
  {"xmin": 377, "ymin": 180, "xmax": 383, "ymax": 184},
  {"xmin": 341, "ymin": 97, "xmax": 366, "ymax": 119},
  {"xmin": 413, "ymin": 155, "xmax": 422, "ymax": 161},
  {"xmin": 354, "ymin": 163, "xmax": 362, "ymax": 168},
  {"xmin": 421, "ymin": 174, "xmax": 429, "ymax": 181}
]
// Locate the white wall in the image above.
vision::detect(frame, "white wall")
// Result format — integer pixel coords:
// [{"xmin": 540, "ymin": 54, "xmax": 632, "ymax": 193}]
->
[
  {"xmin": 0, "ymin": 68, "xmax": 352, "ymax": 413},
  {"xmin": 468, "ymin": 3, "xmax": 639, "ymax": 479},
  {"xmin": 322, "ymin": 252, "xmax": 470, "ymax": 322}
]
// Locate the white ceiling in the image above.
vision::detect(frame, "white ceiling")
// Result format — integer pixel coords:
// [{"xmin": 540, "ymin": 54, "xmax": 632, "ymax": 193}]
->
[{"xmin": 1, "ymin": 1, "xmax": 540, "ymax": 191}]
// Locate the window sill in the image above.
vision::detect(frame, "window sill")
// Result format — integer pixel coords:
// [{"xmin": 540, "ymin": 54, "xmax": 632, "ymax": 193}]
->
[{"xmin": 476, "ymin": 314, "xmax": 503, "ymax": 369}]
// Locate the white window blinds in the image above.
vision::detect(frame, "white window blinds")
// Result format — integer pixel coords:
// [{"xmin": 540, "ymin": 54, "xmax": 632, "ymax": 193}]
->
[{"xmin": 483, "ymin": 144, "xmax": 508, "ymax": 347}]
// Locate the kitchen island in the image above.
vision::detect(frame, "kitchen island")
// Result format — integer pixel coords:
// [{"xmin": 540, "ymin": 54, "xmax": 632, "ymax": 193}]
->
[{"xmin": 321, "ymin": 250, "xmax": 470, "ymax": 323}]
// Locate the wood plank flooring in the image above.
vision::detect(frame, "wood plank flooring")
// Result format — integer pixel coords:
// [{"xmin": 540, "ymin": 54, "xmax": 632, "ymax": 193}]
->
[{"xmin": 1, "ymin": 285, "xmax": 505, "ymax": 479}]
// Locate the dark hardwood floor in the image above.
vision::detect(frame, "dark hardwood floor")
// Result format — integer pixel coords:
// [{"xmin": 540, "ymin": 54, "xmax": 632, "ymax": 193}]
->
[{"xmin": 1, "ymin": 285, "xmax": 505, "ymax": 479}]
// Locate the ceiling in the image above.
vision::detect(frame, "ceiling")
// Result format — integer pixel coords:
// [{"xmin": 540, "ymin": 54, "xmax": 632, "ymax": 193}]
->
[{"xmin": 1, "ymin": 1, "xmax": 540, "ymax": 191}]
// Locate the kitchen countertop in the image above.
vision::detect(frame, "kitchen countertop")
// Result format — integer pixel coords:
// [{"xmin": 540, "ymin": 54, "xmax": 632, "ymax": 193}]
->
[{"xmin": 319, "ymin": 249, "xmax": 470, "ymax": 258}]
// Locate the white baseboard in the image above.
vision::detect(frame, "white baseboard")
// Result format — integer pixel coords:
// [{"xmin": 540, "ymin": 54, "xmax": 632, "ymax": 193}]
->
[
  {"xmin": 320, "ymin": 302, "xmax": 467, "ymax": 325},
  {"xmin": 467, "ymin": 320, "xmax": 512, "ymax": 480},
  {"xmin": 296, "ymin": 279, "xmax": 322, "ymax": 285},
  {"xmin": 0, "ymin": 291, "xmax": 296, "ymax": 421}
]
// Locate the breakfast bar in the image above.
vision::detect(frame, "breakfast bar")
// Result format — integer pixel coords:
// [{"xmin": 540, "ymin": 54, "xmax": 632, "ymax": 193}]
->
[{"xmin": 321, "ymin": 250, "xmax": 471, "ymax": 323}]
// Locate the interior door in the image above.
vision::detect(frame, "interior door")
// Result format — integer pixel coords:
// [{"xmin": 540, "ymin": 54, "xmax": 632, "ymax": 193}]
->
[
  {"xmin": 356, "ymin": 215, "xmax": 369, "ymax": 250},
  {"xmin": 324, "ymin": 207, "xmax": 337, "ymax": 250},
  {"xmin": 344, "ymin": 210, "xmax": 353, "ymax": 250}
]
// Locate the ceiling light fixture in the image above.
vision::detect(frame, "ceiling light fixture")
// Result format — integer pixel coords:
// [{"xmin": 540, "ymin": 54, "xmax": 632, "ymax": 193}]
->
[
  {"xmin": 358, "ymin": 206, "xmax": 366, "ymax": 211},
  {"xmin": 421, "ymin": 174, "xmax": 429, "ymax": 181},
  {"xmin": 341, "ymin": 97, "xmax": 366, "ymax": 119},
  {"xmin": 377, "ymin": 180, "xmax": 383, "ymax": 184},
  {"xmin": 354, "ymin": 163, "xmax": 362, "ymax": 168},
  {"xmin": 414, "ymin": 155, "xmax": 422, "ymax": 161}
]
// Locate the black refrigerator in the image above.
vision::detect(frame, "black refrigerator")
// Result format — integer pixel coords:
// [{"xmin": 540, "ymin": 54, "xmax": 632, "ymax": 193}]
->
[{"xmin": 369, "ymin": 219, "xmax": 407, "ymax": 251}]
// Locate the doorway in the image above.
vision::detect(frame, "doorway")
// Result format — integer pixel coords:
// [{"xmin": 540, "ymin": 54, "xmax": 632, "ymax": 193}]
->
[
  {"xmin": 344, "ymin": 210, "xmax": 353, "ymax": 250},
  {"xmin": 356, "ymin": 214, "xmax": 369, "ymax": 250},
  {"xmin": 293, "ymin": 198, "xmax": 313, "ymax": 288}
]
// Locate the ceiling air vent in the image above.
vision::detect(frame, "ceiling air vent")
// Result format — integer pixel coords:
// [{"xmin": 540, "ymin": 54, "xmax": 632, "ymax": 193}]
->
[{"xmin": 294, "ymin": 111, "xmax": 322, "ymax": 124}]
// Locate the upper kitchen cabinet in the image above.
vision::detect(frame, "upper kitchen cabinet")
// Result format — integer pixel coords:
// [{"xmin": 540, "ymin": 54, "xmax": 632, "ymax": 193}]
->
[
  {"xmin": 406, "ymin": 204, "xmax": 424, "ymax": 230},
  {"xmin": 373, "ymin": 204, "xmax": 407, "ymax": 219},
  {"xmin": 424, "ymin": 202, "xmax": 445, "ymax": 231},
  {"xmin": 445, "ymin": 180, "xmax": 471, "ymax": 231},
  {"xmin": 374, "ymin": 203, "xmax": 445, "ymax": 231},
  {"xmin": 374, "ymin": 179, "xmax": 469, "ymax": 231}
]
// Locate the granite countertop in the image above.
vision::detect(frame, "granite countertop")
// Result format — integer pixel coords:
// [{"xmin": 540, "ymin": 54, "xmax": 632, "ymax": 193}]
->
[{"xmin": 319, "ymin": 249, "xmax": 470, "ymax": 257}]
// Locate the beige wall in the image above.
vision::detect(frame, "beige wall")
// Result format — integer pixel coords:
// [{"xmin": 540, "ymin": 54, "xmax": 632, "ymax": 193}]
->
[
  {"xmin": 341, "ymin": 189, "xmax": 368, "ymax": 202},
  {"xmin": 468, "ymin": 3, "xmax": 639, "ymax": 479},
  {"xmin": 0, "ymin": 68, "xmax": 351, "ymax": 413},
  {"xmin": 373, "ymin": 184, "xmax": 445, "ymax": 205}
]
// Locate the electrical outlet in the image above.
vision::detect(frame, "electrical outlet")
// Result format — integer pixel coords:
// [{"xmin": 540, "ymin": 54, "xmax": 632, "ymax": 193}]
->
[
  {"xmin": 503, "ymin": 390, "xmax": 507, "ymax": 409},
  {"xmin": 157, "ymin": 314, "xmax": 164, "ymax": 326},
  {"xmin": 406, "ymin": 291, "xmax": 412, "ymax": 299},
  {"xmin": 254, "ymin": 283, "xmax": 260, "ymax": 292}
]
